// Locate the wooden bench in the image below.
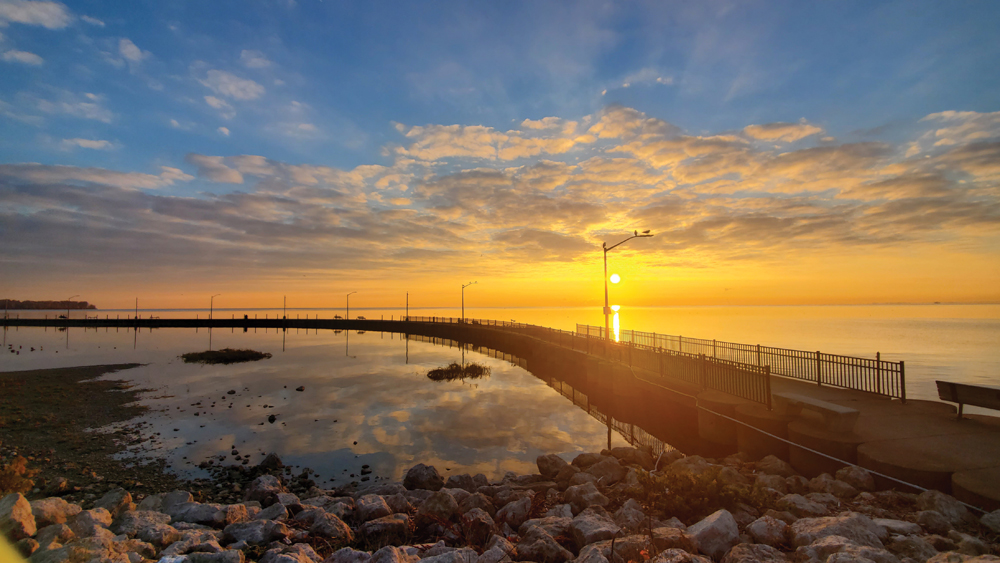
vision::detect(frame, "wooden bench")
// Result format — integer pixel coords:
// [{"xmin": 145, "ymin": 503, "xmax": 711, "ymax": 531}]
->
[
  {"xmin": 936, "ymin": 380, "xmax": 1000, "ymax": 419},
  {"xmin": 772, "ymin": 392, "xmax": 861, "ymax": 432}
]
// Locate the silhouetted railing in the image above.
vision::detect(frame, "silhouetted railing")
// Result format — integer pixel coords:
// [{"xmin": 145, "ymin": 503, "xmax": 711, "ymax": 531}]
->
[{"xmin": 576, "ymin": 324, "xmax": 905, "ymax": 402}]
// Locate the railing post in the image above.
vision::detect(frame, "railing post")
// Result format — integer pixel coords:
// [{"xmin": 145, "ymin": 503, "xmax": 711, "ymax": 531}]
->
[
  {"xmin": 659, "ymin": 347, "xmax": 663, "ymax": 376},
  {"xmin": 900, "ymin": 361, "xmax": 906, "ymax": 404},
  {"xmin": 756, "ymin": 344, "xmax": 761, "ymax": 366},
  {"xmin": 816, "ymin": 351, "xmax": 822, "ymax": 386},
  {"xmin": 699, "ymin": 353, "xmax": 707, "ymax": 389},
  {"xmin": 876, "ymin": 352, "xmax": 883, "ymax": 395},
  {"xmin": 764, "ymin": 365, "xmax": 772, "ymax": 410},
  {"xmin": 713, "ymin": 339, "xmax": 716, "ymax": 358},
  {"xmin": 679, "ymin": 336, "xmax": 683, "ymax": 354}
]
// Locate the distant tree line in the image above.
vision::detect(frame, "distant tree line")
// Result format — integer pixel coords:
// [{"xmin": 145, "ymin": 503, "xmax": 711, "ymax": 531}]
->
[{"xmin": 1, "ymin": 299, "xmax": 97, "ymax": 310}]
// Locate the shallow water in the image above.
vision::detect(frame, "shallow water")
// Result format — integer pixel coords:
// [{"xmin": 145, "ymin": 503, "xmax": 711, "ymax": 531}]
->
[{"xmin": 0, "ymin": 325, "xmax": 630, "ymax": 485}]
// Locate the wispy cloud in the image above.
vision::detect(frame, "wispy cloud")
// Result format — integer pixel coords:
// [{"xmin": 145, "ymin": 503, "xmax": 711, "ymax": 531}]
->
[
  {"xmin": 0, "ymin": 0, "xmax": 72, "ymax": 29},
  {"xmin": 2, "ymin": 49, "xmax": 42, "ymax": 65},
  {"xmin": 200, "ymin": 70, "xmax": 265, "ymax": 100},
  {"xmin": 60, "ymin": 138, "xmax": 113, "ymax": 150}
]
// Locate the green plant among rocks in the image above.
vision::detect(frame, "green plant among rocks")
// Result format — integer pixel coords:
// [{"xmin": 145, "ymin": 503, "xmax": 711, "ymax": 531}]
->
[
  {"xmin": 635, "ymin": 465, "xmax": 770, "ymax": 523},
  {"xmin": 181, "ymin": 348, "xmax": 273, "ymax": 364}
]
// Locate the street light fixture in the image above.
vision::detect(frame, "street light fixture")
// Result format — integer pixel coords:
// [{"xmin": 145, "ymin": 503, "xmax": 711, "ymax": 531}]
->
[
  {"xmin": 66, "ymin": 295, "xmax": 79, "ymax": 319},
  {"xmin": 346, "ymin": 291, "xmax": 357, "ymax": 320},
  {"xmin": 603, "ymin": 230, "xmax": 652, "ymax": 340},
  {"xmin": 210, "ymin": 294, "xmax": 221, "ymax": 320},
  {"xmin": 461, "ymin": 281, "xmax": 477, "ymax": 323}
]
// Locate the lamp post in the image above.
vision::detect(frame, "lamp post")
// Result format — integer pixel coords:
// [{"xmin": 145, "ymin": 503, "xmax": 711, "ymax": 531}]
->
[
  {"xmin": 603, "ymin": 230, "xmax": 652, "ymax": 340},
  {"xmin": 346, "ymin": 291, "xmax": 357, "ymax": 320},
  {"xmin": 66, "ymin": 295, "xmax": 79, "ymax": 319},
  {"xmin": 210, "ymin": 294, "xmax": 221, "ymax": 320},
  {"xmin": 461, "ymin": 281, "xmax": 477, "ymax": 323}
]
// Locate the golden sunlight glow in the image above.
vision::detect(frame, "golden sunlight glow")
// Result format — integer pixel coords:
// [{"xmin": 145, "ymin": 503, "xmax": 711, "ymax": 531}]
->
[
  {"xmin": 612, "ymin": 309, "xmax": 620, "ymax": 342},
  {"xmin": 610, "ymin": 273, "xmax": 621, "ymax": 284}
]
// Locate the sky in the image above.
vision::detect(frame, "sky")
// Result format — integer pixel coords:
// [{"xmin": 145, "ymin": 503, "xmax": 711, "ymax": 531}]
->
[{"xmin": 1, "ymin": 0, "xmax": 999, "ymax": 310}]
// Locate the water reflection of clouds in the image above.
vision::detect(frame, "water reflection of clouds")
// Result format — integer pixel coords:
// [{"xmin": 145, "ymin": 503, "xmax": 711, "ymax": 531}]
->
[{"xmin": 3, "ymin": 328, "xmax": 626, "ymax": 483}]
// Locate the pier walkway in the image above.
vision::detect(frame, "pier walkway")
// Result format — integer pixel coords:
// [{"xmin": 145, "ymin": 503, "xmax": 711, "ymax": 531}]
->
[{"xmin": 4, "ymin": 315, "xmax": 999, "ymax": 510}]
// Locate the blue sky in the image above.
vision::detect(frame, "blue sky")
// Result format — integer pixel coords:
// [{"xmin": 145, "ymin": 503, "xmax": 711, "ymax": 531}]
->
[{"xmin": 1, "ymin": 0, "xmax": 999, "ymax": 307}]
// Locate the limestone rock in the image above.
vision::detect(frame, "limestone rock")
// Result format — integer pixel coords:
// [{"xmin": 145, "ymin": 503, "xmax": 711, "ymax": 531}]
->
[
  {"xmin": 462, "ymin": 508, "xmax": 495, "ymax": 545},
  {"xmin": 34, "ymin": 523, "xmax": 75, "ymax": 551},
  {"xmin": 873, "ymin": 518, "xmax": 922, "ymax": 536},
  {"xmin": 327, "ymin": 547, "xmax": 374, "ymax": 563},
  {"xmin": 168, "ymin": 502, "xmax": 249, "ymax": 528},
  {"xmin": 687, "ymin": 509, "xmax": 739, "ymax": 561},
  {"xmin": 311, "ymin": 512, "xmax": 353, "ymax": 541},
  {"xmin": 385, "ymin": 493, "xmax": 413, "ymax": 514},
  {"xmin": 650, "ymin": 527, "xmax": 698, "ymax": 553},
  {"xmin": 446, "ymin": 474, "xmax": 478, "ymax": 493},
  {"xmin": 789, "ymin": 512, "xmax": 887, "ymax": 549},
  {"xmin": 746, "ymin": 515, "xmax": 788, "ymax": 547},
  {"xmin": 519, "ymin": 516, "xmax": 572, "ymax": 538},
  {"xmin": 66, "ymin": 507, "xmax": 112, "ymax": 538},
  {"xmin": 94, "ymin": 487, "xmax": 135, "ymax": 518},
  {"xmin": 980, "ymin": 509, "xmax": 1000, "ymax": 533},
  {"xmin": 222, "ymin": 519, "xmax": 291, "ymax": 545},
  {"xmin": 648, "ymin": 549, "xmax": 712, "ymax": 563},
  {"xmin": 808, "ymin": 474, "xmax": 859, "ymax": 499},
  {"xmin": 136, "ymin": 522, "xmax": 182, "ymax": 547},
  {"xmin": 614, "ymin": 498, "xmax": 645, "ymax": 530},
  {"xmin": 720, "ymin": 543, "xmax": 787, "ymax": 563},
  {"xmin": 836, "ymin": 466, "xmax": 876, "ymax": 492},
  {"xmin": 917, "ymin": 491, "xmax": 972, "ymax": 527},
  {"xmin": 162, "ymin": 490, "xmax": 195, "ymax": 513},
  {"xmin": 357, "ymin": 494, "xmax": 392, "ymax": 522},
  {"xmin": 459, "ymin": 493, "xmax": 497, "ymax": 518},
  {"xmin": 776, "ymin": 494, "xmax": 828, "ymax": 518},
  {"xmin": 565, "ymin": 482, "xmax": 609, "ymax": 515},
  {"xmin": 496, "ymin": 495, "xmax": 532, "ymax": 529},
  {"xmin": 570, "ymin": 506, "xmax": 620, "ymax": 550},
  {"xmin": 537, "ymin": 454, "xmax": 571, "ymax": 479},
  {"xmin": 755, "ymin": 474, "xmax": 787, "ymax": 494},
  {"xmin": 420, "ymin": 490, "xmax": 460, "ymax": 522},
  {"xmin": 0, "ymin": 492, "xmax": 37, "ymax": 540},
  {"xmin": 756, "ymin": 456, "xmax": 797, "ymax": 477},
  {"xmin": 586, "ymin": 458, "xmax": 627, "ymax": 485},
  {"xmin": 573, "ymin": 453, "xmax": 605, "ymax": 468},
  {"xmin": 113, "ymin": 510, "xmax": 171, "ymax": 536},
  {"xmin": 30, "ymin": 498, "xmax": 82, "ymax": 528},
  {"xmin": 795, "ymin": 535, "xmax": 899, "ymax": 563},
  {"xmin": 918, "ymin": 511, "xmax": 953, "ymax": 535},
  {"xmin": 887, "ymin": 535, "xmax": 938, "ymax": 563},
  {"xmin": 404, "ymin": 463, "xmax": 445, "ymax": 491},
  {"xmin": 255, "ymin": 502, "xmax": 288, "ymax": 521},
  {"xmin": 515, "ymin": 526, "xmax": 574, "ymax": 563},
  {"xmin": 371, "ymin": 545, "xmax": 420, "ymax": 563},
  {"xmin": 360, "ymin": 513, "xmax": 410, "ymax": 541}
]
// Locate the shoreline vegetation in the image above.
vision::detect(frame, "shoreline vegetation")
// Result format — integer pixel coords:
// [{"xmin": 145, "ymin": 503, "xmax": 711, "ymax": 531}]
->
[
  {"xmin": 1, "ymin": 365, "xmax": 999, "ymax": 563},
  {"xmin": 181, "ymin": 349, "xmax": 273, "ymax": 365},
  {"xmin": 1, "ymin": 300, "xmax": 96, "ymax": 310},
  {"xmin": 426, "ymin": 363, "xmax": 492, "ymax": 382}
]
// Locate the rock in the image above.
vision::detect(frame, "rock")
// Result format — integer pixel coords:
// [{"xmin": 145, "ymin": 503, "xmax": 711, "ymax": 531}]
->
[
  {"xmin": 918, "ymin": 510, "xmax": 953, "ymax": 535},
  {"xmin": 461, "ymin": 508, "xmax": 495, "ymax": 546},
  {"xmin": 477, "ymin": 545, "xmax": 511, "ymax": 563},
  {"xmin": 887, "ymin": 535, "xmax": 938, "ymax": 563},
  {"xmin": 785, "ymin": 476, "xmax": 809, "ymax": 495},
  {"xmin": 565, "ymin": 482, "xmax": 610, "ymax": 515},
  {"xmin": 926, "ymin": 554, "xmax": 1000, "ymax": 563},
  {"xmin": 516, "ymin": 526, "xmax": 574, "ymax": 563},
  {"xmin": 924, "ymin": 534, "xmax": 957, "ymax": 552},
  {"xmin": 404, "ymin": 464, "xmax": 445, "ymax": 491},
  {"xmin": 570, "ymin": 506, "xmax": 621, "ymax": 550},
  {"xmin": 446, "ymin": 474, "xmax": 479, "ymax": 493},
  {"xmin": 718, "ymin": 467, "xmax": 749, "ymax": 487},
  {"xmin": 614, "ymin": 498, "xmax": 645, "ymax": 530},
  {"xmin": 189, "ymin": 552, "xmax": 247, "ymax": 563},
  {"xmin": 275, "ymin": 493, "xmax": 304, "ymax": 514},
  {"xmin": 650, "ymin": 527, "xmax": 698, "ymax": 553},
  {"xmin": 537, "ymin": 454, "xmax": 571, "ymax": 479},
  {"xmin": 763, "ymin": 510, "xmax": 797, "ymax": 525},
  {"xmin": 35, "ymin": 523, "xmax": 75, "ymax": 551},
  {"xmin": 30, "ymin": 498, "xmax": 82, "ymax": 528},
  {"xmin": 136, "ymin": 523, "xmax": 182, "ymax": 547},
  {"xmin": 586, "ymin": 458, "xmax": 628, "ymax": 485},
  {"xmin": 545, "ymin": 504, "xmax": 573, "ymax": 518},
  {"xmin": 244, "ymin": 475, "xmax": 285, "ymax": 506},
  {"xmin": 519, "ymin": 516, "xmax": 572, "ymax": 538},
  {"xmin": 873, "ymin": 518, "xmax": 922, "ymax": 536},
  {"xmin": 670, "ymin": 455, "xmax": 713, "ymax": 474},
  {"xmin": 790, "ymin": 512, "xmax": 887, "ymax": 549},
  {"xmin": 917, "ymin": 491, "xmax": 973, "ymax": 527},
  {"xmin": 168, "ymin": 502, "xmax": 249, "ymax": 528},
  {"xmin": 655, "ymin": 450, "xmax": 685, "ymax": 470},
  {"xmin": 371, "ymin": 545, "xmax": 419, "ymax": 563},
  {"xmin": 357, "ymin": 494, "xmax": 392, "ymax": 522},
  {"xmin": 776, "ymin": 494, "xmax": 828, "ymax": 518},
  {"xmin": 720, "ymin": 543, "xmax": 787, "ymax": 563},
  {"xmin": 795, "ymin": 535, "xmax": 898, "ymax": 563},
  {"xmin": 422, "ymin": 548, "xmax": 478, "ymax": 563},
  {"xmin": 136, "ymin": 494, "xmax": 163, "ymax": 512},
  {"xmin": 573, "ymin": 453, "xmax": 605, "ymax": 468},
  {"xmin": 836, "ymin": 466, "xmax": 876, "ymax": 492},
  {"xmin": 311, "ymin": 512, "xmax": 353, "ymax": 541},
  {"xmin": 113, "ymin": 510, "xmax": 171, "ymax": 536},
  {"xmin": 756, "ymin": 455, "xmax": 797, "ymax": 477},
  {"xmin": 420, "ymin": 490, "xmax": 460, "ymax": 522},
  {"xmin": 259, "ymin": 543, "xmax": 320, "ymax": 563},
  {"xmin": 258, "ymin": 452, "xmax": 284, "ymax": 472},
  {"xmin": 495, "ymin": 495, "xmax": 532, "ymax": 529},
  {"xmin": 385, "ymin": 493, "xmax": 413, "ymax": 514},
  {"xmin": 443, "ymin": 487, "xmax": 473, "ymax": 506},
  {"xmin": 648, "ymin": 549, "xmax": 712, "ymax": 563},
  {"xmin": 0, "ymin": 492, "xmax": 37, "ymax": 540},
  {"xmin": 555, "ymin": 464, "xmax": 582, "ymax": 483},
  {"xmin": 805, "ymin": 492, "xmax": 840, "ymax": 509},
  {"xmin": 687, "ymin": 509, "xmax": 739, "ymax": 561},
  {"xmin": 980, "ymin": 509, "xmax": 1000, "ymax": 533},
  {"xmin": 66, "ymin": 507, "xmax": 112, "ymax": 537},
  {"xmin": 808, "ymin": 474, "xmax": 859, "ymax": 499},
  {"xmin": 31, "ymin": 535, "xmax": 122, "ymax": 563},
  {"xmin": 459, "ymin": 493, "xmax": 496, "ymax": 518},
  {"xmin": 360, "ymin": 513, "xmax": 410, "ymax": 541},
  {"xmin": 222, "ymin": 519, "xmax": 291, "ymax": 545},
  {"xmin": 15, "ymin": 537, "xmax": 38, "ymax": 557},
  {"xmin": 746, "ymin": 515, "xmax": 788, "ymax": 547},
  {"xmin": 255, "ymin": 502, "xmax": 288, "ymax": 521},
  {"xmin": 755, "ymin": 474, "xmax": 787, "ymax": 494},
  {"xmin": 570, "ymin": 472, "xmax": 600, "ymax": 487},
  {"xmin": 162, "ymin": 490, "xmax": 195, "ymax": 513},
  {"xmin": 327, "ymin": 547, "xmax": 374, "ymax": 563},
  {"xmin": 94, "ymin": 487, "xmax": 135, "ymax": 518},
  {"xmin": 951, "ymin": 532, "xmax": 990, "ymax": 556}
]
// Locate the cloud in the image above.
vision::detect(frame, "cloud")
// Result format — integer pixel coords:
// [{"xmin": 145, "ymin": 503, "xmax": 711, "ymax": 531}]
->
[
  {"xmin": 395, "ymin": 120, "xmax": 595, "ymax": 162},
  {"xmin": 921, "ymin": 110, "xmax": 1000, "ymax": 147},
  {"xmin": 118, "ymin": 38, "xmax": 146, "ymax": 63},
  {"xmin": 204, "ymin": 95, "xmax": 235, "ymax": 119},
  {"xmin": 80, "ymin": 14, "xmax": 102, "ymax": 26},
  {"xmin": 743, "ymin": 120, "xmax": 824, "ymax": 142},
  {"xmin": 618, "ymin": 67, "xmax": 674, "ymax": 88},
  {"xmin": 217, "ymin": 126, "xmax": 230, "ymax": 136},
  {"xmin": 35, "ymin": 91, "xmax": 113, "ymax": 122},
  {"xmin": 0, "ymin": 0, "xmax": 71, "ymax": 29},
  {"xmin": 61, "ymin": 138, "xmax": 113, "ymax": 150},
  {"xmin": 2, "ymin": 49, "xmax": 42, "ymax": 65},
  {"xmin": 0, "ymin": 163, "xmax": 191, "ymax": 189},
  {"xmin": 200, "ymin": 70, "xmax": 265, "ymax": 100},
  {"xmin": 185, "ymin": 154, "xmax": 244, "ymax": 184},
  {"xmin": 240, "ymin": 49, "xmax": 271, "ymax": 68}
]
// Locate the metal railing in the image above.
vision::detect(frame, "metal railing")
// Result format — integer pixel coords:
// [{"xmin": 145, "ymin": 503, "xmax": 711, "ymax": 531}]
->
[{"xmin": 577, "ymin": 324, "xmax": 905, "ymax": 402}]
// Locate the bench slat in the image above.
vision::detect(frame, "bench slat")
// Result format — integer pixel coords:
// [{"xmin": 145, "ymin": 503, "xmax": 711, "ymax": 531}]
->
[{"xmin": 936, "ymin": 381, "xmax": 1000, "ymax": 411}]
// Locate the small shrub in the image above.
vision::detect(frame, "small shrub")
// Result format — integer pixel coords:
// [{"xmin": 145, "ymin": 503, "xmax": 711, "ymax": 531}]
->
[
  {"xmin": 181, "ymin": 348, "xmax": 272, "ymax": 365},
  {"xmin": 0, "ymin": 455, "xmax": 38, "ymax": 495},
  {"xmin": 426, "ymin": 362, "xmax": 491, "ymax": 382},
  {"xmin": 636, "ymin": 466, "xmax": 769, "ymax": 523}
]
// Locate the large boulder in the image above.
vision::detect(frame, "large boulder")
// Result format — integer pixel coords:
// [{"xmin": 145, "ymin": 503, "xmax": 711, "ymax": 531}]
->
[
  {"xmin": 569, "ymin": 507, "xmax": 620, "ymax": 551},
  {"xmin": 459, "ymin": 493, "xmax": 497, "ymax": 518},
  {"xmin": 419, "ymin": 490, "xmax": 459, "ymax": 522},
  {"xmin": 356, "ymin": 495, "xmax": 392, "ymax": 522},
  {"xmin": 720, "ymin": 544, "xmax": 787, "ymax": 563},
  {"xmin": 515, "ymin": 526, "xmax": 574, "ymax": 563},
  {"xmin": 30, "ymin": 498, "xmax": 82, "ymax": 528},
  {"xmin": 167, "ymin": 502, "xmax": 249, "ymax": 528},
  {"xmin": 360, "ymin": 513, "xmax": 410, "ymax": 541},
  {"xmin": 461, "ymin": 508, "xmax": 496, "ymax": 546},
  {"xmin": 404, "ymin": 464, "xmax": 445, "ymax": 491},
  {"xmin": 586, "ymin": 458, "xmax": 627, "ymax": 485},
  {"xmin": 790, "ymin": 512, "xmax": 887, "ymax": 549},
  {"xmin": 311, "ymin": 513, "xmax": 353, "ymax": 541},
  {"xmin": 564, "ymin": 482, "xmax": 609, "ymax": 515},
  {"xmin": 686, "ymin": 509, "xmax": 739, "ymax": 561},
  {"xmin": 66, "ymin": 507, "xmax": 112, "ymax": 538},
  {"xmin": 573, "ymin": 453, "xmax": 605, "ymax": 468},
  {"xmin": 836, "ymin": 466, "xmax": 876, "ymax": 492},
  {"xmin": 614, "ymin": 498, "xmax": 645, "ymax": 530},
  {"xmin": 446, "ymin": 474, "xmax": 479, "ymax": 493},
  {"xmin": 113, "ymin": 510, "xmax": 171, "ymax": 536},
  {"xmin": 496, "ymin": 495, "xmax": 532, "ymax": 529},
  {"xmin": 746, "ymin": 515, "xmax": 788, "ymax": 547},
  {"xmin": 537, "ymin": 455, "xmax": 570, "ymax": 479},
  {"xmin": 0, "ymin": 493, "xmax": 37, "ymax": 540},
  {"xmin": 917, "ymin": 491, "xmax": 973, "ymax": 527},
  {"xmin": 94, "ymin": 487, "xmax": 135, "ymax": 518},
  {"xmin": 222, "ymin": 519, "xmax": 291, "ymax": 545},
  {"xmin": 244, "ymin": 475, "xmax": 285, "ymax": 507},
  {"xmin": 755, "ymin": 455, "xmax": 797, "ymax": 477}
]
